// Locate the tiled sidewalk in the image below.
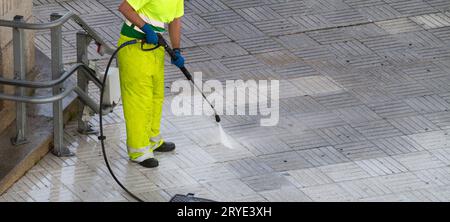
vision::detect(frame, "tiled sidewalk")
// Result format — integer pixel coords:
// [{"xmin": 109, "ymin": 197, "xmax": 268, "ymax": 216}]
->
[{"xmin": 2, "ymin": 0, "xmax": 450, "ymax": 201}]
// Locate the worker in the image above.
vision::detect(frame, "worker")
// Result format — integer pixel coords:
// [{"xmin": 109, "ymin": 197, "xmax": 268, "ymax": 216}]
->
[{"xmin": 117, "ymin": 0, "xmax": 185, "ymax": 168}]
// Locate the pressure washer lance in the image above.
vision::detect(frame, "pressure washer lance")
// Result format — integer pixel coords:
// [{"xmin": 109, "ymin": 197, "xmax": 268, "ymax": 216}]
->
[
  {"xmin": 98, "ymin": 34, "xmax": 221, "ymax": 202},
  {"xmin": 156, "ymin": 33, "xmax": 221, "ymax": 123}
]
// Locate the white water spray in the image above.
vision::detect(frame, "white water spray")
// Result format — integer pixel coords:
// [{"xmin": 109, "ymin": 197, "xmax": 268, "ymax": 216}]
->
[{"xmin": 217, "ymin": 123, "xmax": 234, "ymax": 149}]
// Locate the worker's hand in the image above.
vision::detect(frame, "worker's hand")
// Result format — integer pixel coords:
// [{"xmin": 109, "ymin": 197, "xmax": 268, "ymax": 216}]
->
[
  {"xmin": 171, "ymin": 49, "xmax": 185, "ymax": 68},
  {"xmin": 141, "ymin": 23, "xmax": 158, "ymax": 45}
]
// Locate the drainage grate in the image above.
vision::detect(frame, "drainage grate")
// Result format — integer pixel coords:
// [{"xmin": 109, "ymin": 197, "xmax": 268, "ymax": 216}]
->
[{"xmin": 170, "ymin": 193, "xmax": 216, "ymax": 202}]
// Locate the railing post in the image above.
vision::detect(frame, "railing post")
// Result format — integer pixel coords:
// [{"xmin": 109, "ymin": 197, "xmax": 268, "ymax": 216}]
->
[
  {"xmin": 76, "ymin": 31, "xmax": 98, "ymax": 135},
  {"xmin": 50, "ymin": 13, "xmax": 73, "ymax": 157},
  {"xmin": 11, "ymin": 15, "xmax": 28, "ymax": 145}
]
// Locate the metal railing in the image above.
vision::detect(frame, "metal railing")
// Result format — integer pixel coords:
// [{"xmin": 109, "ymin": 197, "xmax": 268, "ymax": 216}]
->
[{"xmin": 0, "ymin": 12, "xmax": 116, "ymax": 156}]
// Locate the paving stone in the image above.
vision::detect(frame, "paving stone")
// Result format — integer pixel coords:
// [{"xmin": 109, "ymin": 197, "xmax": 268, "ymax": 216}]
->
[
  {"xmin": 430, "ymin": 148, "xmax": 450, "ymax": 165},
  {"xmin": 420, "ymin": 77, "xmax": 450, "ymax": 94},
  {"xmin": 343, "ymin": 23, "xmax": 390, "ymax": 39},
  {"xmin": 142, "ymin": 169, "xmax": 199, "ymax": 189},
  {"xmin": 385, "ymin": 0, "xmax": 437, "ymax": 16},
  {"xmin": 425, "ymin": 185, "xmax": 450, "ymax": 202},
  {"xmin": 307, "ymin": 28, "xmax": 355, "ymax": 45},
  {"xmin": 334, "ymin": 141, "xmax": 388, "ymax": 160},
  {"xmin": 241, "ymin": 173, "xmax": 295, "ymax": 192},
  {"xmin": 375, "ymin": 18, "xmax": 424, "ymax": 34},
  {"xmin": 393, "ymin": 151, "xmax": 447, "ymax": 171},
  {"xmin": 203, "ymin": 179, "xmax": 257, "ymax": 201},
  {"xmin": 276, "ymin": 33, "xmax": 319, "ymax": 51},
  {"xmin": 338, "ymin": 177, "xmax": 392, "ymax": 199},
  {"xmin": 293, "ymin": 111, "xmax": 347, "ymax": 130},
  {"xmin": 397, "ymin": 189, "xmax": 444, "ymax": 202},
  {"xmin": 409, "ymin": 131, "xmax": 450, "ymax": 150},
  {"xmin": 430, "ymin": 26, "xmax": 450, "ymax": 42},
  {"xmin": 289, "ymin": 14, "xmax": 333, "ymax": 30},
  {"xmin": 357, "ymin": 4, "xmax": 403, "ymax": 21},
  {"xmin": 276, "ymin": 80, "xmax": 304, "ymax": 99},
  {"xmin": 229, "ymin": 194, "xmax": 268, "ymax": 202},
  {"xmin": 220, "ymin": 55, "xmax": 265, "ymax": 72},
  {"xmin": 203, "ymin": 145, "xmax": 255, "ymax": 162},
  {"xmin": 171, "ymin": 146, "xmax": 218, "ymax": 169},
  {"xmin": 200, "ymin": 10, "xmax": 245, "ymax": 27},
  {"xmin": 304, "ymin": 0, "xmax": 351, "ymax": 13},
  {"xmin": 185, "ymin": 29, "xmax": 231, "ymax": 46},
  {"xmin": 402, "ymin": 62, "xmax": 448, "ymax": 80},
  {"xmin": 414, "ymin": 167, "xmax": 450, "ymax": 186},
  {"xmin": 186, "ymin": 0, "xmax": 229, "ymax": 14},
  {"xmin": 219, "ymin": 21, "xmax": 266, "ymax": 40},
  {"xmin": 336, "ymin": 105, "xmax": 383, "ymax": 124},
  {"xmin": 260, "ymin": 151, "xmax": 314, "ymax": 172},
  {"xmin": 267, "ymin": 1, "xmax": 310, "ymax": 17},
  {"xmin": 290, "ymin": 75, "xmax": 345, "ymax": 96},
  {"xmin": 323, "ymin": 8, "xmax": 369, "ymax": 25},
  {"xmin": 343, "ymin": 0, "xmax": 385, "ymax": 8},
  {"xmin": 259, "ymin": 187, "xmax": 313, "ymax": 202},
  {"xmin": 350, "ymin": 86, "xmax": 396, "ymax": 104},
  {"xmin": 360, "ymin": 35, "xmax": 409, "ymax": 53},
  {"xmin": 359, "ymin": 192, "xmax": 409, "ymax": 201},
  {"xmin": 300, "ymin": 183, "xmax": 356, "ymax": 202},
  {"xmin": 280, "ymin": 130, "xmax": 331, "ymax": 150},
  {"xmin": 236, "ymin": 6, "xmax": 283, "ymax": 22},
  {"xmin": 385, "ymin": 81, "xmax": 434, "ymax": 99},
  {"xmin": 200, "ymin": 42, "xmax": 249, "ymax": 59},
  {"xmin": 225, "ymin": 158, "xmax": 274, "ymax": 178},
  {"xmin": 425, "ymin": 112, "xmax": 450, "ymax": 130},
  {"xmin": 373, "ymin": 172, "xmax": 434, "ymax": 193},
  {"xmin": 253, "ymin": 19, "xmax": 301, "ymax": 37},
  {"xmin": 372, "ymin": 135, "xmax": 426, "ymax": 155},
  {"xmin": 182, "ymin": 14, "xmax": 213, "ymax": 32},
  {"xmin": 254, "ymin": 50, "xmax": 299, "ymax": 67},
  {"xmin": 184, "ymin": 164, "xmax": 238, "ymax": 183},
  {"xmin": 355, "ymin": 156, "xmax": 409, "ymax": 176},
  {"xmin": 405, "ymin": 95, "xmax": 450, "ymax": 114},
  {"xmin": 235, "ymin": 37, "xmax": 283, "ymax": 54},
  {"xmin": 320, "ymin": 162, "xmax": 372, "ymax": 182},
  {"xmin": 283, "ymin": 168, "xmax": 334, "ymax": 188},
  {"xmin": 297, "ymin": 146, "xmax": 350, "ymax": 167},
  {"xmin": 326, "ymin": 72, "xmax": 378, "ymax": 89},
  {"xmin": 137, "ymin": 190, "xmax": 172, "ymax": 202},
  {"xmin": 292, "ymin": 45, "xmax": 337, "ymax": 62},
  {"xmin": 424, "ymin": 0, "xmax": 450, "ymax": 11},
  {"xmin": 242, "ymin": 136, "xmax": 292, "ymax": 156},
  {"xmin": 279, "ymin": 96, "xmax": 326, "ymax": 114},
  {"xmin": 368, "ymin": 100, "xmax": 419, "ymax": 119},
  {"xmin": 411, "ymin": 13, "xmax": 450, "ymax": 29},
  {"xmin": 388, "ymin": 115, "xmax": 440, "ymax": 135}
]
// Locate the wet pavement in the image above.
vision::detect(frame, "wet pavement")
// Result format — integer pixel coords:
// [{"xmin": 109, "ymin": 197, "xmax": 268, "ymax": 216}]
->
[{"xmin": 2, "ymin": 0, "xmax": 450, "ymax": 201}]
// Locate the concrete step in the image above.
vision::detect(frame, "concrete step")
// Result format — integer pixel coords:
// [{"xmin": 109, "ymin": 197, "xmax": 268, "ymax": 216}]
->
[{"xmin": 0, "ymin": 48, "xmax": 80, "ymax": 194}]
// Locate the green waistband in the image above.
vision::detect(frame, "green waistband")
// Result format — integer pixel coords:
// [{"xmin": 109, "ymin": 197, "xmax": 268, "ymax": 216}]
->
[{"xmin": 120, "ymin": 23, "xmax": 166, "ymax": 39}]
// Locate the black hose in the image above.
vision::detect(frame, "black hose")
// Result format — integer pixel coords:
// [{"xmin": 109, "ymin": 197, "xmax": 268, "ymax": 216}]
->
[{"xmin": 99, "ymin": 39, "xmax": 145, "ymax": 202}]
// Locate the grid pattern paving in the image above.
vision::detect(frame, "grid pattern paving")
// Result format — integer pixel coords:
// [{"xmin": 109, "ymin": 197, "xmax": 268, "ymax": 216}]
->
[{"xmin": 2, "ymin": 0, "xmax": 450, "ymax": 202}]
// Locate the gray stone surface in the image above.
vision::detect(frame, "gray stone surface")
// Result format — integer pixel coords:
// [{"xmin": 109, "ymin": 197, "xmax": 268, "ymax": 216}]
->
[{"xmin": 2, "ymin": 0, "xmax": 450, "ymax": 202}]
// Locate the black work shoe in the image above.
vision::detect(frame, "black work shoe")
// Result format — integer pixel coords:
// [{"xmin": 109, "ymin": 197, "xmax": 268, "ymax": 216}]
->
[
  {"xmin": 138, "ymin": 158, "xmax": 159, "ymax": 168},
  {"xmin": 154, "ymin": 142, "xmax": 176, "ymax": 152}
]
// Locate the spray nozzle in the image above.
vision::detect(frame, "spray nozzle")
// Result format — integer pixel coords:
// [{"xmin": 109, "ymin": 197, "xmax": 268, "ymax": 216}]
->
[{"xmin": 215, "ymin": 115, "xmax": 221, "ymax": 123}]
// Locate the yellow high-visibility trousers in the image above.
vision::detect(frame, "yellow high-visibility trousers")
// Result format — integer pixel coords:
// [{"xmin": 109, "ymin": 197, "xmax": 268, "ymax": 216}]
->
[{"xmin": 117, "ymin": 34, "xmax": 165, "ymax": 162}]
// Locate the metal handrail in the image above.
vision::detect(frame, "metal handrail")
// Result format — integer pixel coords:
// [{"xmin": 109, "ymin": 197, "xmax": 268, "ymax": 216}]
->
[
  {"xmin": 0, "ymin": 11, "xmax": 117, "ymax": 155},
  {"xmin": 0, "ymin": 12, "xmax": 115, "ymax": 55},
  {"xmin": 0, "ymin": 85, "xmax": 76, "ymax": 104},
  {"xmin": 0, "ymin": 63, "xmax": 102, "ymax": 89}
]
